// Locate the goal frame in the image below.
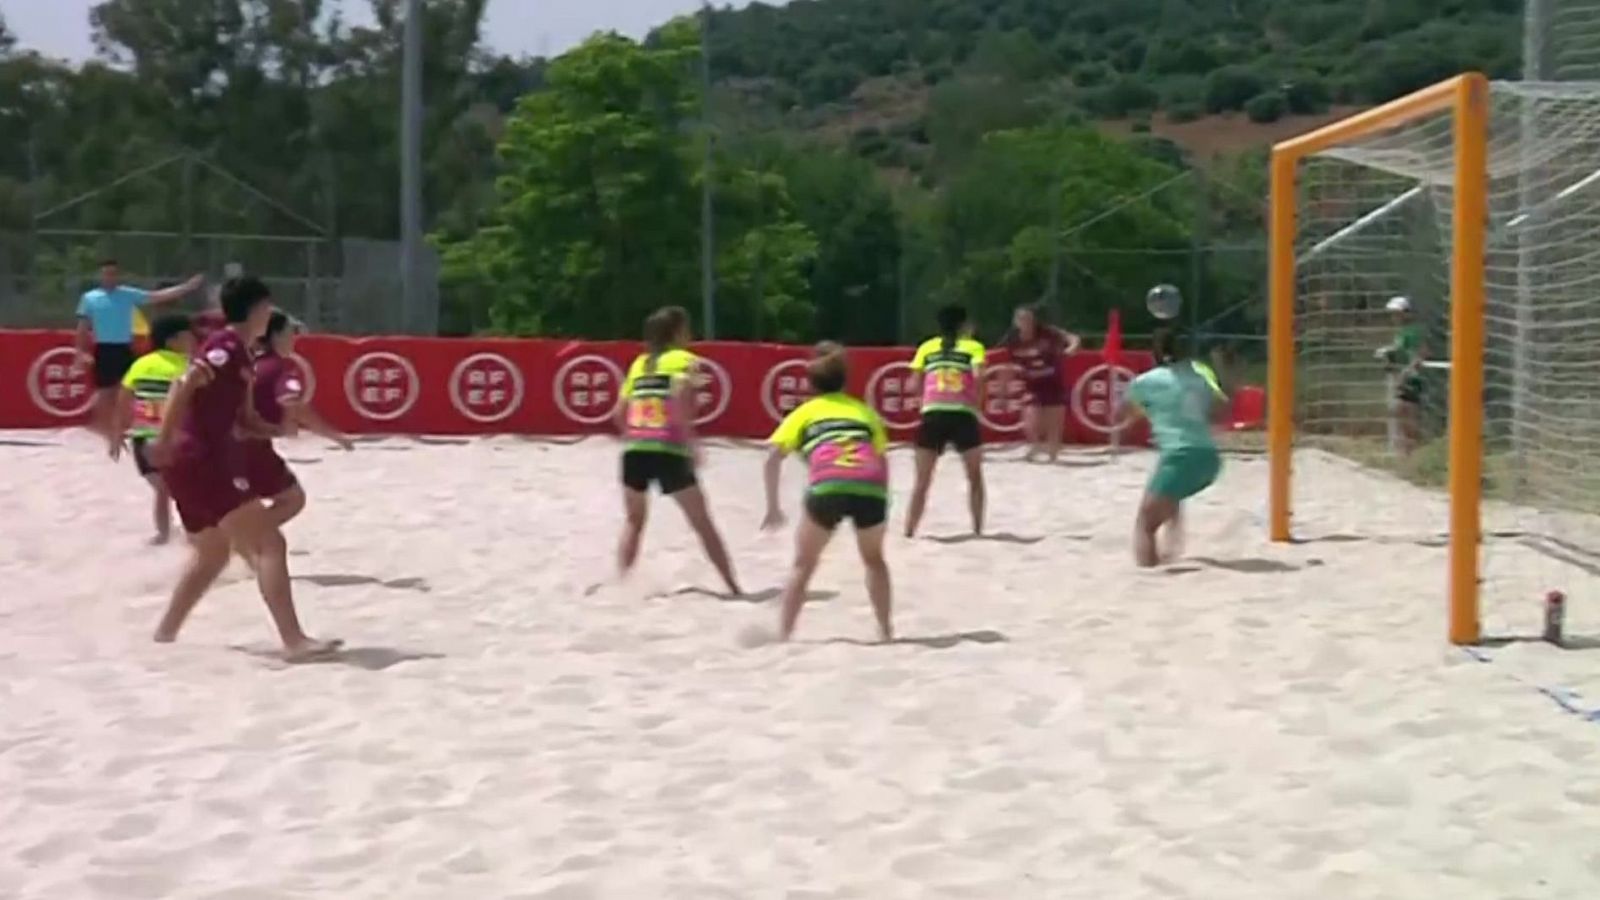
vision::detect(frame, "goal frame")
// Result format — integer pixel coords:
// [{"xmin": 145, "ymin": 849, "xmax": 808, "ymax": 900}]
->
[{"xmin": 1267, "ymin": 73, "xmax": 1490, "ymax": 645}]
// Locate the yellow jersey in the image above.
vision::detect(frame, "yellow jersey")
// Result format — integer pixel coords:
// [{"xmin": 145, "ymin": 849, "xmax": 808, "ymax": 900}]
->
[{"xmin": 769, "ymin": 393, "xmax": 890, "ymax": 498}]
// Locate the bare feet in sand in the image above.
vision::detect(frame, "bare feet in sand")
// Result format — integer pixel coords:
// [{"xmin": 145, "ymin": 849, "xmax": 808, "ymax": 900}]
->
[{"xmin": 282, "ymin": 637, "xmax": 344, "ymax": 663}]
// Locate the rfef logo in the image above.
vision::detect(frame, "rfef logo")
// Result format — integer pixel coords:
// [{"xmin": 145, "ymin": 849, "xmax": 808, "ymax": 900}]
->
[
  {"xmin": 449, "ymin": 352, "xmax": 524, "ymax": 424},
  {"xmin": 553, "ymin": 354, "xmax": 624, "ymax": 425},
  {"xmin": 343, "ymin": 351, "xmax": 420, "ymax": 422},
  {"xmin": 979, "ymin": 363, "xmax": 1025, "ymax": 433},
  {"xmin": 1070, "ymin": 363, "xmax": 1136, "ymax": 434},
  {"xmin": 689, "ymin": 357, "xmax": 732, "ymax": 426},
  {"xmin": 27, "ymin": 348, "xmax": 95, "ymax": 418},
  {"xmin": 760, "ymin": 358, "xmax": 811, "ymax": 423},
  {"xmin": 865, "ymin": 361, "xmax": 922, "ymax": 430}
]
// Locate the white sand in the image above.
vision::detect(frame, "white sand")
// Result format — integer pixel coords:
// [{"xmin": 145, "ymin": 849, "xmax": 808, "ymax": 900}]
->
[{"xmin": 2, "ymin": 429, "xmax": 1599, "ymax": 900}]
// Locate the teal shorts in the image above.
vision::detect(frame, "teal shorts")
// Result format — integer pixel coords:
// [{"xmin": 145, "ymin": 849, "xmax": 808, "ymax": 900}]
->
[{"xmin": 1148, "ymin": 447, "xmax": 1221, "ymax": 501}]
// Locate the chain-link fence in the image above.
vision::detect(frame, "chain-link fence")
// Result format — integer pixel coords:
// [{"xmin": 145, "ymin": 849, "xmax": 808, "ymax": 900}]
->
[{"xmin": 0, "ymin": 153, "xmax": 438, "ymax": 336}]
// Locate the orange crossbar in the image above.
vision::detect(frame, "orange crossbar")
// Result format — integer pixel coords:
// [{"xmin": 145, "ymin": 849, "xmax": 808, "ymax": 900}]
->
[{"xmin": 1274, "ymin": 77, "xmax": 1467, "ymax": 159}]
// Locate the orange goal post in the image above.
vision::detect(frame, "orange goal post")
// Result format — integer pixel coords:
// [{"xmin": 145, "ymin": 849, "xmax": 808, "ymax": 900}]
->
[{"xmin": 1268, "ymin": 73, "xmax": 1600, "ymax": 645}]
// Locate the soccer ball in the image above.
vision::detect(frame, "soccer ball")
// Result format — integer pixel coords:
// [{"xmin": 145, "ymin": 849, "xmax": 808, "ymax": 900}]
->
[{"xmin": 1147, "ymin": 283, "xmax": 1182, "ymax": 320}]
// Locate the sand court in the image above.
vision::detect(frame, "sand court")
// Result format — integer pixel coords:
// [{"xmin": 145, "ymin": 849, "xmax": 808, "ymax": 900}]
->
[{"xmin": 3, "ymin": 430, "xmax": 1599, "ymax": 899}]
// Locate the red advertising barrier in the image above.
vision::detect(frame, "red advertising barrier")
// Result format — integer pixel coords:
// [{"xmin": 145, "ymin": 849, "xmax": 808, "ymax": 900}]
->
[{"xmin": 0, "ymin": 330, "xmax": 1154, "ymax": 445}]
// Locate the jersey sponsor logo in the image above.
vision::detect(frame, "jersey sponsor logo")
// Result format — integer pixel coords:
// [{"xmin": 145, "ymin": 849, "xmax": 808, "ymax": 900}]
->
[
  {"xmin": 284, "ymin": 353, "xmax": 317, "ymax": 405},
  {"xmin": 205, "ymin": 347, "xmax": 230, "ymax": 367},
  {"xmin": 448, "ymin": 352, "xmax": 524, "ymax": 424},
  {"xmin": 343, "ymin": 351, "xmax": 420, "ymax": 422}
]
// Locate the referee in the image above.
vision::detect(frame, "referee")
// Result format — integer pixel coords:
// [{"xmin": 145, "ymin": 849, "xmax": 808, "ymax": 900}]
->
[{"xmin": 75, "ymin": 259, "xmax": 203, "ymax": 438}]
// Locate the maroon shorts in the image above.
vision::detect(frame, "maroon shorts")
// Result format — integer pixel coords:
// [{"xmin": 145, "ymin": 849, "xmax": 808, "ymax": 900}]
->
[
  {"xmin": 1024, "ymin": 376, "xmax": 1067, "ymax": 408},
  {"xmin": 163, "ymin": 448, "xmax": 253, "ymax": 534},
  {"xmin": 242, "ymin": 440, "xmax": 298, "ymax": 499}
]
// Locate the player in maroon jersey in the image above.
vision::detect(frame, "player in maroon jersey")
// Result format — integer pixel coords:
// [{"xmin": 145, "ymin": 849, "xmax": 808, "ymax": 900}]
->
[
  {"xmin": 243, "ymin": 311, "xmax": 352, "ymax": 530},
  {"xmin": 147, "ymin": 276, "xmax": 340, "ymax": 661},
  {"xmin": 1000, "ymin": 303, "xmax": 1081, "ymax": 463}
]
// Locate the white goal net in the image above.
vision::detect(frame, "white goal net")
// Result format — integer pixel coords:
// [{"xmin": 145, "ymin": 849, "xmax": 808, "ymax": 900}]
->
[{"xmin": 1293, "ymin": 80, "xmax": 1600, "ymax": 640}]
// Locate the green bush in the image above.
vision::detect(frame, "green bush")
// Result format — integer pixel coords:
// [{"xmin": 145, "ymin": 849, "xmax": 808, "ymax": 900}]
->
[
  {"xmin": 1071, "ymin": 62, "xmax": 1112, "ymax": 88},
  {"xmin": 1205, "ymin": 66, "xmax": 1266, "ymax": 113},
  {"xmin": 1285, "ymin": 76, "xmax": 1332, "ymax": 115},
  {"xmin": 1245, "ymin": 91, "xmax": 1288, "ymax": 123},
  {"xmin": 1167, "ymin": 102, "xmax": 1203, "ymax": 124}
]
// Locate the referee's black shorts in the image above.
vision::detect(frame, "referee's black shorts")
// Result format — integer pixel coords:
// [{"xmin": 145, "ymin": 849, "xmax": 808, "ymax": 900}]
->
[{"xmin": 93, "ymin": 343, "xmax": 135, "ymax": 389}]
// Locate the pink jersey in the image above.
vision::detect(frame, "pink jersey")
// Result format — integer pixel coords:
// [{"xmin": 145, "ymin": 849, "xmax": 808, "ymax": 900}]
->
[
  {"xmin": 251, "ymin": 353, "xmax": 304, "ymax": 427},
  {"xmin": 1005, "ymin": 328, "xmax": 1067, "ymax": 385}
]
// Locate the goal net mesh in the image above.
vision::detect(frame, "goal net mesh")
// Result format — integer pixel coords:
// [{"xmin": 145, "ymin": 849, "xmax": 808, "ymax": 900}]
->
[{"xmin": 1293, "ymin": 81, "xmax": 1600, "ymax": 640}]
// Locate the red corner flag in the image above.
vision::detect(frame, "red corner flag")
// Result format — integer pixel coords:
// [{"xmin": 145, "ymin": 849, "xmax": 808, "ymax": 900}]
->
[{"xmin": 1103, "ymin": 308, "xmax": 1123, "ymax": 366}]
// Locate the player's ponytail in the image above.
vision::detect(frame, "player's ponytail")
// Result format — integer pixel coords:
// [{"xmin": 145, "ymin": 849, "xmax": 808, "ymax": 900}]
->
[
  {"xmin": 642, "ymin": 305, "xmax": 692, "ymax": 375},
  {"xmin": 936, "ymin": 304, "xmax": 967, "ymax": 351},
  {"xmin": 260, "ymin": 311, "xmax": 292, "ymax": 354},
  {"xmin": 807, "ymin": 341, "xmax": 849, "ymax": 394},
  {"xmin": 1152, "ymin": 328, "xmax": 1185, "ymax": 365},
  {"xmin": 642, "ymin": 310, "xmax": 671, "ymax": 375}
]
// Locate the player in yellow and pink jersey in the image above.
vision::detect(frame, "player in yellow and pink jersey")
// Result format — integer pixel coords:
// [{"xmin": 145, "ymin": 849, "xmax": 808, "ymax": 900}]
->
[
  {"xmin": 762, "ymin": 343, "xmax": 893, "ymax": 643},
  {"xmin": 904, "ymin": 304, "xmax": 987, "ymax": 538}
]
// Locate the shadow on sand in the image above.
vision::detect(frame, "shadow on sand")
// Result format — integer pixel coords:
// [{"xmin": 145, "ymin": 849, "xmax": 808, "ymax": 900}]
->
[
  {"xmin": 924, "ymin": 532, "xmax": 1045, "ymax": 546},
  {"xmin": 815, "ymin": 630, "xmax": 1010, "ymax": 649},
  {"xmin": 664, "ymin": 585, "xmax": 839, "ymax": 604},
  {"xmin": 1162, "ymin": 557, "xmax": 1309, "ymax": 576},
  {"xmin": 1190, "ymin": 556, "xmax": 1306, "ymax": 574},
  {"xmin": 1478, "ymin": 634, "xmax": 1600, "ymax": 652},
  {"xmin": 293, "ymin": 573, "xmax": 432, "ymax": 593},
  {"xmin": 232, "ymin": 644, "xmax": 444, "ymax": 670}
]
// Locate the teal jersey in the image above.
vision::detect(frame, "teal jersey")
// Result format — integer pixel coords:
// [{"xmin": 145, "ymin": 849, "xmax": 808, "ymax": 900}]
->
[{"xmin": 1127, "ymin": 361, "xmax": 1224, "ymax": 454}]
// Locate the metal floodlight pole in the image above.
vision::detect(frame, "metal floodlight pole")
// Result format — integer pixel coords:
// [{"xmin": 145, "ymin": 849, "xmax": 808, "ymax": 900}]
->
[
  {"xmin": 400, "ymin": 0, "xmax": 425, "ymax": 335},
  {"xmin": 699, "ymin": 2, "xmax": 717, "ymax": 339}
]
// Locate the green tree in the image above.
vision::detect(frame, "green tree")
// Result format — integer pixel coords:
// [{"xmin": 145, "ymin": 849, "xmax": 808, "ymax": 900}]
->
[
  {"xmin": 438, "ymin": 27, "xmax": 817, "ymax": 339},
  {"xmin": 935, "ymin": 126, "xmax": 1192, "ymax": 334}
]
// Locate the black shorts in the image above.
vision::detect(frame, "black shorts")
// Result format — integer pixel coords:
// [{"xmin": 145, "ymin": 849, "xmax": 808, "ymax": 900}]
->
[
  {"xmin": 804, "ymin": 492, "xmax": 888, "ymax": 531},
  {"xmin": 915, "ymin": 410, "xmax": 982, "ymax": 454},
  {"xmin": 129, "ymin": 436, "xmax": 158, "ymax": 477},
  {"xmin": 93, "ymin": 343, "xmax": 135, "ymax": 388},
  {"xmin": 621, "ymin": 450, "xmax": 696, "ymax": 495}
]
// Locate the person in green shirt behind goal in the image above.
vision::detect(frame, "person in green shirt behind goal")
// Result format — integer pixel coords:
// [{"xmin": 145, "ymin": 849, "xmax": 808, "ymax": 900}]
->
[
  {"xmin": 111, "ymin": 313, "xmax": 196, "ymax": 545},
  {"xmin": 1375, "ymin": 295, "xmax": 1428, "ymax": 457}
]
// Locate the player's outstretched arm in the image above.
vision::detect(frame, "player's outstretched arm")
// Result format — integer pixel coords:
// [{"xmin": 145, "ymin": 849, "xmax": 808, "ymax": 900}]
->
[
  {"xmin": 146, "ymin": 274, "xmax": 205, "ymax": 305},
  {"xmin": 1055, "ymin": 326, "xmax": 1083, "ymax": 355},
  {"xmin": 761, "ymin": 447, "xmax": 786, "ymax": 530},
  {"xmin": 289, "ymin": 401, "xmax": 353, "ymax": 451}
]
